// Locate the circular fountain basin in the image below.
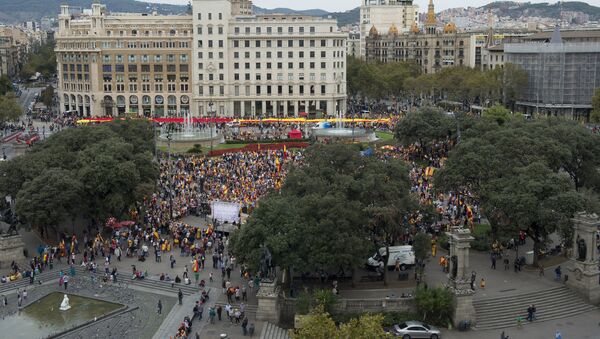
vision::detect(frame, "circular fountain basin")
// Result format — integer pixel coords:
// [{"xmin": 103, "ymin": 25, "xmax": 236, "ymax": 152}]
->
[
  {"xmin": 158, "ymin": 127, "xmax": 222, "ymax": 148},
  {"xmin": 312, "ymin": 128, "xmax": 376, "ymax": 142}
]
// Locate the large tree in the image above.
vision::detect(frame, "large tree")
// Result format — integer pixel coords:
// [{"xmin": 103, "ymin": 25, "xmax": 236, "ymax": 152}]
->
[
  {"xmin": 435, "ymin": 119, "xmax": 592, "ymax": 265},
  {"xmin": 591, "ymin": 88, "xmax": 600, "ymax": 123},
  {"xmin": 15, "ymin": 168, "xmax": 82, "ymax": 238},
  {"xmin": 394, "ymin": 106, "xmax": 455, "ymax": 146},
  {"xmin": 0, "ymin": 120, "xmax": 157, "ymax": 237},
  {"xmin": 230, "ymin": 144, "xmax": 415, "ymax": 284},
  {"xmin": 0, "ymin": 93, "xmax": 23, "ymax": 123}
]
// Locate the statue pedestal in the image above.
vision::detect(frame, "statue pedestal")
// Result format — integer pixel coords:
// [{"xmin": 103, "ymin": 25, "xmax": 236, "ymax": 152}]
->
[
  {"xmin": 566, "ymin": 213, "xmax": 600, "ymax": 305},
  {"xmin": 0, "ymin": 234, "xmax": 25, "ymax": 264},
  {"xmin": 256, "ymin": 281, "xmax": 280, "ymax": 323},
  {"xmin": 447, "ymin": 228, "xmax": 476, "ymax": 328}
]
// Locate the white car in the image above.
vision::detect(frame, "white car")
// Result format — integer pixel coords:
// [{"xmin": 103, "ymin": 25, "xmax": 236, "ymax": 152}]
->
[{"xmin": 391, "ymin": 321, "xmax": 441, "ymax": 339}]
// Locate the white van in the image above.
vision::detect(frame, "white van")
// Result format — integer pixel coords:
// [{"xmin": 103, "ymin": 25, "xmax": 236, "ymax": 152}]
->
[{"xmin": 366, "ymin": 245, "xmax": 415, "ymax": 271}]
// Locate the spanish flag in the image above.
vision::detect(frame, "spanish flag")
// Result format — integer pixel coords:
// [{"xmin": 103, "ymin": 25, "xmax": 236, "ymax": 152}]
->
[
  {"xmin": 466, "ymin": 205, "xmax": 473, "ymax": 221},
  {"xmin": 275, "ymin": 157, "xmax": 281, "ymax": 173},
  {"xmin": 425, "ymin": 166, "xmax": 435, "ymax": 177}
]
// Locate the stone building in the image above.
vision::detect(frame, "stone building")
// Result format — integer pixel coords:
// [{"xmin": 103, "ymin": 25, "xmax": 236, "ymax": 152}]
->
[
  {"xmin": 56, "ymin": 1, "xmax": 347, "ymax": 117},
  {"xmin": 364, "ymin": 0, "xmax": 470, "ymax": 74},
  {"xmin": 0, "ymin": 35, "xmax": 19, "ymax": 77},
  {"xmin": 192, "ymin": 0, "xmax": 347, "ymax": 118},
  {"xmin": 359, "ymin": 0, "xmax": 419, "ymax": 58},
  {"xmin": 56, "ymin": 3, "xmax": 193, "ymax": 117}
]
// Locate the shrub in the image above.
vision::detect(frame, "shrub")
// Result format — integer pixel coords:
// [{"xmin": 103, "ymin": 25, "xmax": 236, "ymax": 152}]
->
[
  {"xmin": 313, "ymin": 289, "xmax": 338, "ymax": 314},
  {"xmin": 296, "ymin": 291, "xmax": 312, "ymax": 315},
  {"xmin": 187, "ymin": 144, "xmax": 203, "ymax": 154},
  {"xmin": 414, "ymin": 285, "xmax": 453, "ymax": 326}
]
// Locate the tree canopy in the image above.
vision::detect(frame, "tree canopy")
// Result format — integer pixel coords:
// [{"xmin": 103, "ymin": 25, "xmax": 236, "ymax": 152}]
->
[
  {"xmin": 591, "ymin": 88, "xmax": 600, "ymax": 124},
  {"xmin": 347, "ymin": 57, "xmax": 527, "ymax": 109},
  {"xmin": 0, "ymin": 93, "xmax": 23, "ymax": 123},
  {"xmin": 435, "ymin": 119, "xmax": 600, "ymax": 265},
  {"xmin": 0, "ymin": 120, "xmax": 157, "ymax": 236},
  {"xmin": 20, "ymin": 41, "xmax": 56, "ymax": 80},
  {"xmin": 230, "ymin": 144, "xmax": 416, "ymax": 278},
  {"xmin": 291, "ymin": 306, "xmax": 388, "ymax": 339},
  {"xmin": 394, "ymin": 106, "xmax": 456, "ymax": 145}
]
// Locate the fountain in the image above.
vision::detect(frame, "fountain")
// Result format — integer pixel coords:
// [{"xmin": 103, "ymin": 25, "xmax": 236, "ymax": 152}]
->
[
  {"xmin": 311, "ymin": 111, "xmax": 376, "ymax": 142},
  {"xmin": 0, "ymin": 292, "xmax": 123, "ymax": 338},
  {"xmin": 59, "ymin": 294, "xmax": 71, "ymax": 311},
  {"xmin": 158, "ymin": 111, "xmax": 221, "ymax": 148}
]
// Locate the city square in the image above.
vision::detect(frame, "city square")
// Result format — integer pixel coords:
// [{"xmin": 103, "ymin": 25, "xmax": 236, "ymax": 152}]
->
[{"xmin": 0, "ymin": 0, "xmax": 600, "ymax": 339}]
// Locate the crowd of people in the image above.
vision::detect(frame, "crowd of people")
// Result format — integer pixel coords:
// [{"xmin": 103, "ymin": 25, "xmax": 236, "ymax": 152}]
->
[{"xmin": 141, "ymin": 149, "xmax": 303, "ymax": 234}]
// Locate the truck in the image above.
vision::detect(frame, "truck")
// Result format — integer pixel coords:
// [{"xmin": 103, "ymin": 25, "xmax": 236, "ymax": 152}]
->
[{"xmin": 366, "ymin": 245, "xmax": 415, "ymax": 271}]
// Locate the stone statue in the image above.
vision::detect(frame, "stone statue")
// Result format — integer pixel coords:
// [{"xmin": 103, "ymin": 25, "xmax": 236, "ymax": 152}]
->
[
  {"xmin": 259, "ymin": 245, "xmax": 273, "ymax": 279},
  {"xmin": 451, "ymin": 255, "xmax": 458, "ymax": 279},
  {"xmin": 577, "ymin": 238, "xmax": 587, "ymax": 261},
  {"xmin": 59, "ymin": 294, "xmax": 71, "ymax": 311}
]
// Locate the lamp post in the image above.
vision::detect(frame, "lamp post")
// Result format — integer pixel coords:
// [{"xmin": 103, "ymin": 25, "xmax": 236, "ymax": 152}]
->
[{"xmin": 209, "ymin": 101, "xmax": 215, "ymax": 154}]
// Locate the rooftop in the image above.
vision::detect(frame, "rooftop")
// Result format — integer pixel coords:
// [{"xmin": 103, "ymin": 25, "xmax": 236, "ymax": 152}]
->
[
  {"xmin": 505, "ymin": 42, "xmax": 600, "ymax": 54},
  {"xmin": 524, "ymin": 29, "xmax": 600, "ymax": 41}
]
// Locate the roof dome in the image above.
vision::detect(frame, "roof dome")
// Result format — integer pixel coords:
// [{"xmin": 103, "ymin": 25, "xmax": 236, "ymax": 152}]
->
[
  {"xmin": 388, "ymin": 24, "xmax": 399, "ymax": 36},
  {"xmin": 444, "ymin": 22, "xmax": 457, "ymax": 34},
  {"xmin": 369, "ymin": 25, "xmax": 379, "ymax": 37},
  {"xmin": 411, "ymin": 22, "xmax": 420, "ymax": 34}
]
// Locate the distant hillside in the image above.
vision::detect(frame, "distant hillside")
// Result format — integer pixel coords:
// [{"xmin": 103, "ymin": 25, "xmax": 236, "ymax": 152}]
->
[
  {"xmin": 9, "ymin": 1, "xmax": 598, "ymax": 29},
  {"xmin": 330, "ymin": 7, "xmax": 360, "ymax": 27},
  {"xmin": 252, "ymin": 6, "xmax": 329, "ymax": 17},
  {"xmin": 484, "ymin": 1, "xmax": 600, "ymax": 21},
  {"xmin": 0, "ymin": 0, "xmax": 187, "ymax": 23}
]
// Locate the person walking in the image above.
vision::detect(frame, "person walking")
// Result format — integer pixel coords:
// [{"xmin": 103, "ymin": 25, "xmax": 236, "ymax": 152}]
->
[
  {"xmin": 470, "ymin": 271, "xmax": 476, "ymax": 290},
  {"xmin": 531, "ymin": 304, "xmax": 537, "ymax": 320},
  {"xmin": 178, "ymin": 289, "xmax": 183, "ymax": 305},
  {"xmin": 555, "ymin": 330, "xmax": 562, "ymax": 339},
  {"xmin": 527, "ymin": 305, "xmax": 533, "ymax": 321},
  {"xmin": 216, "ymin": 305, "xmax": 222, "ymax": 321},
  {"xmin": 157, "ymin": 299, "xmax": 162, "ymax": 314},
  {"xmin": 209, "ymin": 306, "xmax": 216, "ymax": 324},
  {"xmin": 503, "ymin": 257, "xmax": 510, "ymax": 270},
  {"xmin": 241, "ymin": 316, "xmax": 249, "ymax": 335},
  {"xmin": 539, "ymin": 264, "xmax": 545, "ymax": 277},
  {"xmin": 491, "ymin": 255, "xmax": 496, "ymax": 270},
  {"xmin": 555, "ymin": 266, "xmax": 562, "ymax": 281},
  {"xmin": 197, "ymin": 303, "xmax": 204, "ymax": 321},
  {"xmin": 501, "ymin": 331, "xmax": 509, "ymax": 339},
  {"xmin": 63, "ymin": 274, "xmax": 69, "ymax": 290}
]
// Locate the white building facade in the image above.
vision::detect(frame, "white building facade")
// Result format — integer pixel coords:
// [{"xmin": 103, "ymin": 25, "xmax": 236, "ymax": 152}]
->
[
  {"xmin": 359, "ymin": 0, "xmax": 419, "ymax": 58},
  {"xmin": 55, "ymin": 1, "xmax": 347, "ymax": 118},
  {"xmin": 192, "ymin": 0, "xmax": 347, "ymax": 118}
]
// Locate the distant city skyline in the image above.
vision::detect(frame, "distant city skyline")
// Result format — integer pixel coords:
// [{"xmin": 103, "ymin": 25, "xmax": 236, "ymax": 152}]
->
[{"xmin": 144, "ymin": 0, "xmax": 600, "ymax": 12}]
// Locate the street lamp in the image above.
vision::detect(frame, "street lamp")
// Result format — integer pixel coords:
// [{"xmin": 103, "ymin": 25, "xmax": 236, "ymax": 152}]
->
[{"xmin": 209, "ymin": 101, "xmax": 215, "ymax": 154}]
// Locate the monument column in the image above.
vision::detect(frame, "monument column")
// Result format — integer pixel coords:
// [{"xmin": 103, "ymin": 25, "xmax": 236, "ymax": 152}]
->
[
  {"xmin": 447, "ymin": 228, "xmax": 476, "ymax": 328},
  {"xmin": 566, "ymin": 212, "xmax": 600, "ymax": 304}
]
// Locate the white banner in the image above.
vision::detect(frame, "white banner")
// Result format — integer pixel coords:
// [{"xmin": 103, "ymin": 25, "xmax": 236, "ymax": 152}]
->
[{"xmin": 211, "ymin": 201, "xmax": 240, "ymax": 223}]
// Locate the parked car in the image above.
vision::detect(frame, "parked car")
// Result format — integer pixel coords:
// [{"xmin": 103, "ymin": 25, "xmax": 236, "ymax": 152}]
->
[{"xmin": 390, "ymin": 321, "xmax": 441, "ymax": 339}]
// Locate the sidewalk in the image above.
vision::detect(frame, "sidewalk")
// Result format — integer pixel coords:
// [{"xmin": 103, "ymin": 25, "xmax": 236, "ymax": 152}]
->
[
  {"xmin": 424, "ymin": 244, "xmax": 567, "ymax": 300},
  {"xmin": 442, "ymin": 309, "xmax": 600, "ymax": 339}
]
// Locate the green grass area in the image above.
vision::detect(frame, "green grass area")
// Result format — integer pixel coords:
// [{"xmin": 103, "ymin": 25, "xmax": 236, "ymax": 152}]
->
[
  {"xmin": 473, "ymin": 223, "xmax": 491, "ymax": 237},
  {"xmin": 375, "ymin": 131, "xmax": 395, "ymax": 141},
  {"xmin": 158, "ymin": 142, "xmax": 257, "ymax": 155}
]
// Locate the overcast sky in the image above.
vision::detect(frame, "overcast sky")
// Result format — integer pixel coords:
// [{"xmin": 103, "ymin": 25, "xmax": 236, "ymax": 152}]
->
[{"xmin": 145, "ymin": 0, "xmax": 600, "ymax": 12}]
